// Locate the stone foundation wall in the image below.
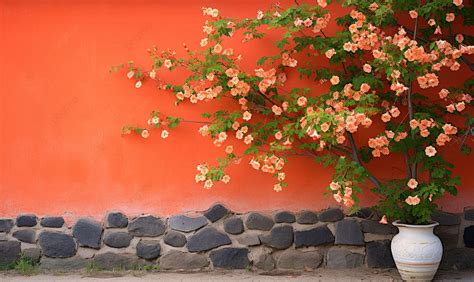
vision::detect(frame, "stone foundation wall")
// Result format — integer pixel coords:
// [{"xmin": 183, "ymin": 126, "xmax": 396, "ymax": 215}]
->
[{"xmin": 1, "ymin": 204, "xmax": 473, "ymax": 272}]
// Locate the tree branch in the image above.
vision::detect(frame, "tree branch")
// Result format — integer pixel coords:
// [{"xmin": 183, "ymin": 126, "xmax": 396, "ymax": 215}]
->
[{"xmin": 347, "ymin": 132, "xmax": 382, "ymax": 188}]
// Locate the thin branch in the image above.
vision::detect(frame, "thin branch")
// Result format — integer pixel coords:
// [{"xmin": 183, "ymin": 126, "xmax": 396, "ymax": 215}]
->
[{"xmin": 347, "ymin": 132, "xmax": 382, "ymax": 188}]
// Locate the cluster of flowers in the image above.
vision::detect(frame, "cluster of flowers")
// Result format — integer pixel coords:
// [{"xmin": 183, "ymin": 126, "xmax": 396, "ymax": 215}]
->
[
  {"xmin": 329, "ymin": 181, "xmax": 355, "ymax": 208},
  {"xmin": 195, "ymin": 163, "xmax": 231, "ymax": 189},
  {"xmin": 249, "ymin": 155, "xmax": 286, "ymax": 192}
]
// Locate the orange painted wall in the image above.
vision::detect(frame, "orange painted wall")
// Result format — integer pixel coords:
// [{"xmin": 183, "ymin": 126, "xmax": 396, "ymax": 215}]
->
[{"xmin": 1, "ymin": 0, "xmax": 473, "ymax": 220}]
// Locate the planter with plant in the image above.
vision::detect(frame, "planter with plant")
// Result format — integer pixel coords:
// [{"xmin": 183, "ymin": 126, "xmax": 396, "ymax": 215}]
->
[{"xmin": 113, "ymin": 0, "xmax": 473, "ymax": 279}]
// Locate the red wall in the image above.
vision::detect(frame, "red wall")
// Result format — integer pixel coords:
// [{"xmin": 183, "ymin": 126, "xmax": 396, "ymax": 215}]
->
[{"xmin": 1, "ymin": 0, "xmax": 473, "ymax": 220}]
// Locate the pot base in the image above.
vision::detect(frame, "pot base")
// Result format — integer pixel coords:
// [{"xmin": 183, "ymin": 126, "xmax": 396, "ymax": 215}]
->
[{"xmin": 395, "ymin": 261, "xmax": 441, "ymax": 281}]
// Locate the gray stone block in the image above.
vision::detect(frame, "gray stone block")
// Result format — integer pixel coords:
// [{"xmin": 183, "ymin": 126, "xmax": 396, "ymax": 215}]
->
[
  {"xmin": 39, "ymin": 257, "xmax": 88, "ymax": 271},
  {"xmin": 16, "ymin": 214, "xmax": 37, "ymax": 227},
  {"xmin": 0, "ymin": 241, "xmax": 21, "ymax": 267},
  {"xmin": 319, "ymin": 208, "xmax": 344, "ymax": 222},
  {"xmin": 209, "ymin": 248, "xmax": 249, "ymax": 269},
  {"xmin": 335, "ymin": 219, "xmax": 364, "ymax": 246},
  {"xmin": 160, "ymin": 250, "xmax": 209, "ymax": 270},
  {"xmin": 224, "ymin": 217, "xmax": 244, "ymax": 235},
  {"xmin": 276, "ymin": 249, "xmax": 322, "ymax": 270},
  {"xmin": 136, "ymin": 240, "xmax": 161, "ymax": 260},
  {"xmin": 296, "ymin": 211, "xmax": 318, "ymax": 224},
  {"xmin": 40, "ymin": 217, "xmax": 64, "ymax": 228},
  {"xmin": 164, "ymin": 230, "xmax": 187, "ymax": 247},
  {"xmin": 327, "ymin": 248, "xmax": 364, "ymax": 269},
  {"xmin": 204, "ymin": 204, "xmax": 229, "ymax": 222},
  {"xmin": 186, "ymin": 226, "xmax": 231, "ymax": 252},
  {"xmin": 294, "ymin": 226, "xmax": 335, "ymax": 247},
  {"xmin": 274, "ymin": 211, "xmax": 296, "ymax": 223},
  {"xmin": 465, "ymin": 209, "xmax": 474, "ymax": 221},
  {"xmin": 432, "ymin": 211, "xmax": 461, "ymax": 226},
  {"xmin": 106, "ymin": 212, "xmax": 128, "ymax": 228},
  {"xmin": 464, "ymin": 225, "xmax": 474, "ymax": 248},
  {"xmin": 260, "ymin": 225, "xmax": 293, "ymax": 249},
  {"xmin": 38, "ymin": 231, "xmax": 76, "ymax": 258},
  {"xmin": 128, "ymin": 215, "xmax": 166, "ymax": 237},
  {"xmin": 440, "ymin": 248, "xmax": 474, "ymax": 270},
  {"xmin": 103, "ymin": 231, "xmax": 133, "ymax": 248},
  {"xmin": 72, "ymin": 218, "xmax": 103, "ymax": 249},
  {"xmin": 169, "ymin": 215, "xmax": 208, "ymax": 232},
  {"xmin": 361, "ymin": 220, "xmax": 397, "ymax": 234},
  {"xmin": 22, "ymin": 247, "xmax": 41, "ymax": 263},
  {"xmin": 13, "ymin": 229, "xmax": 36, "ymax": 243},
  {"xmin": 245, "ymin": 213, "xmax": 274, "ymax": 231},
  {"xmin": 254, "ymin": 253, "xmax": 275, "ymax": 271},
  {"xmin": 366, "ymin": 240, "xmax": 395, "ymax": 268},
  {"xmin": 237, "ymin": 234, "xmax": 261, "ymax": 246},
  {"xmin": 94, "ymin": 252, "xmax": 152, "ymax": 270},
  {"xmin": 0, "ymin": 219, "xmax": 14, "ymax": 233}
]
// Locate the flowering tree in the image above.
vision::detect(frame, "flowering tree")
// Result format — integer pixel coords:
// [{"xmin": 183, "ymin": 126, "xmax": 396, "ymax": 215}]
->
[{"xmin": 114, "ymin": 0, "xmax": 473, "ymax": 224}]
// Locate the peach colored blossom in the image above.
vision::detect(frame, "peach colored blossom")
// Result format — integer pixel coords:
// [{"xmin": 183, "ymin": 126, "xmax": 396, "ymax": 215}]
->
[
  {"xmin": 212, "ymin": 44, "xmax": 223, "ymax": 54},
  {"xmin": 381, "ymin": 112, "xmax": 391, "ymax": 123},
  {"xmin": 446, "ymin": 13, "xmax": 455, "ymax": 22},
  {"xmin": 443, "ymin": 123, "xmax": 458, "ymax": 135},
  {"xmin": 127, "ymin": 70, "xmax": 135, "ymax": 79},
  {"xmin": 369, "ymin": 2, "xmax": 378, "ymax": 11},
  {"xmin": 386, "ymin": 131, "xmax": 395, "ymax": 139},
  {"xmin": 429, "ymin": 194, "xmax": 433, "ymax": 201},
  {"xmin": 344, "ymin": 187, "xmax": 352, "ymax": 196},
  {"xmin": 273, "ymin": 183, "xmax": 282, "ymax": 192},
  {"xmin": 303, "ymin": 18, "xmax": 313, "ymax": 27},
  {"xmin": 336, "ymin": 135, "xmax": 346, "ymax": 144},
  {"xmin": 329, "ymin": 182, "xmax": 341, "ymax": 191},
  {"xmin": 407, "ymin": 178, "xmax": 418, "ymax": 189},
  {"xmin": 297, "ymin": 96, "xmax": 308, "ymax": 107},
  {"xmin": 343, "ymin": 196, "xmax": 354, "ymax": 208},
  {"xmin": 149, "ymin": 69, "xmax": 156, "ymax": 79},
  {"xmin": 274, "ymin": 131, "xmax": 283, "ymax": 140},
  {"xmin": 152, "ymin": 116, "xmax": 160, "ymax": 124},
  {"xmin": 241, "ymin": 126, "xmax": 249, "ymax": 134},
  {"xmin": 456, "ymin": 102, "xmax": 465, "ymax": 112},
  {"xmin": 390, "ymin": 107, "xmax": 400, "ymax": 118},
  {"xmin": 379, "ymin": 215, "xmax": 388, "ymax": 224},
  {"xmin": 420, "ymin": 129, "xmax": 430, "ymax": 137},
  {"xmin": 333, "ymin": 191, "xmax": 343, "ymax": 203},
  {"xmin": 409, "ymin": 10, "xmax": 418, "ymax": 19},
  {"xmin": 321, "ymin": 122, "xmax": 330, "ymax": 132},
  {"xmin": 277, "ymin": 172, "xmax": 285, "ymax": 181},
  {"xmin": 135, "ymin": 81, "xmax": 142, "ymax": 88},
  {"xmin": 428, "ymin": 19, "xmax": 436, "ymax": 26},
  {"xmin": 456, "ymin": 34, "xmax": 464, "ymax": 43},
  {"xmin": 363, "ymin": 64, "xmax": 372, "ymax": 73},
  {"xmin": 434, "ymin": 26, "xmax": 442, "ymax": 35},
  {"xmin": 225, "ymin": 145, "xmax": 233, "ymax": 154},
  {"xmin": 256, "ymin": 10, "xmax": 264, "ymax": 20},
  {"xmin": 141, "ymin": 129, "xmax": 150, "ymax": 139},
  {"xmin": 446, "ymin": 104, "xmax": 455, "ymax": 113},
  {"xmin": 439, "ymin": 89, "xmax": 449, "ymax": 99},
  {"xmin": 317, "ymin": 0, "xmax": 327, "ymax": 8},
  {"xmin": 405, "ymin": 195, "xmax": 420, "ymax": 205},
  {"xmin": 360, "ymin": 83, "xmax": 370, "ymax": 93},
  {"xmin": 453, "ymin": 0, "xmax": 463, "ymax": 6},
  {"xmin": 221, "ymin": 175, "xmax": 231, "ymax": 184},
  {"xmin": 330, "ymin": 76, "xmax": 340, "ymax": 85},
  {"xmin": 244, "ymin": 135, "xmax": 253, "ymax": 144},
  {"xmin": 425, "ymin": 146, "xmax": 437, "ymax": 157},
  {"xmin": 204, "ymin": 179, "xmax": 213, "ymax": 189},
  {"xmin": 242, "ymin": 111, "xmax": 252, "ymax": 121},
  {"xmin": 160, "ymin": 130, "xmax": 169, "ymax": 139},
  {"xmin": 163, "ymin": 59, "xmax": 172, "ymax": 69},
  {"xmin": 200, "ymin": 38, "xmax": 208, "ymax": 47},
  {"xmin": 325, "ymin": 49, "xmax": 336, "ymax": 59}
]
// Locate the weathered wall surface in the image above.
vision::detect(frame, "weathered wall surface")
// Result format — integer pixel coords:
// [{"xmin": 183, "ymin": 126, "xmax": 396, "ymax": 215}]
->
[
  {"xmin": 0, "ymin": 0, "xmax": 473, "ymax": 219},
  {"xmin": 1, "ymin": 206, "xmax": 473, "ymax": 271}
]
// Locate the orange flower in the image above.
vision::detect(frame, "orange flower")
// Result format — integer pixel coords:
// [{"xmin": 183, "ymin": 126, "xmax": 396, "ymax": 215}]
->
[
  {"xmin": 379, "ymin": 215, "xmax": 388, "ymax": 224},
  {"xmin": 363, "ymin": 64, "xmax": 372, "ymax": 73},
  {"xmin": 405, "ymin": 195, "xmax": 421, "ymax": 206},
  {"xmin": 407, "ymin": 178, "xmax": 418, "ymax": 189},
  {"xmin": 446, "ymin": 13, "xmax": 455, "ymax": 22},
  {"xmin": 330, "ymin": 76, "xmax": 340, "ymax": 85},
  {"xmin": 409, "ymin": 10, "xmax": 418, "ymax": 19},
  {"xmin": 425, "ymin": 146, "xmax": 437, "ymax": 157}
]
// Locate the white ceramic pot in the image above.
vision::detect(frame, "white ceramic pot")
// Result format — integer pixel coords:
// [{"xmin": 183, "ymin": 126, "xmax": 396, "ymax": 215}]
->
[{"xmin": 391, "ymin": 221, "xmax": 443, "ymax": 281}]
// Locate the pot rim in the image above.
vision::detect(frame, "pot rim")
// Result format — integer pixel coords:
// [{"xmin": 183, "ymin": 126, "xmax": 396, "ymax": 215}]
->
[{"xmin": 392, "ymin": 220, "xmax": 439, "ymax": 228}]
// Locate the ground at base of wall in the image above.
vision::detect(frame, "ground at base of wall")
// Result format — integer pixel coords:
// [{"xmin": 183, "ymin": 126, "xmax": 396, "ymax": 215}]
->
[{"xmin": 1, "ymin": 269, "xmax": 474, "ymax": 282}]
